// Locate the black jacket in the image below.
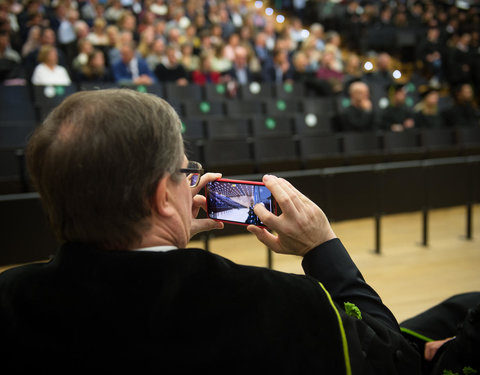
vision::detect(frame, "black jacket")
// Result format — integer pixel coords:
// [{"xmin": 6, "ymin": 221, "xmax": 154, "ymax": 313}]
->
[{"xmin": 0, "ymin": 239, "xmax": 420, "ymax": 374}]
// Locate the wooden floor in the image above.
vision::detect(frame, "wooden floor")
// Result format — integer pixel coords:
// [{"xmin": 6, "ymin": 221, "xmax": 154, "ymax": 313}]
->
[
  {"xmin": 1, "ymin": 205, "xmax": 479, "ymax": 323},
  {"xmin": 189, "ymin": 205, "xmax": 480, "ymax": 323}
]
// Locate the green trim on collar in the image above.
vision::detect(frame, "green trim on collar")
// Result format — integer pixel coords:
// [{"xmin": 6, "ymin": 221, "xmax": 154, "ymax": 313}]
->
[
  {"xmin": 318, "ymin": 282, "xmax": 352, "ymax": 375},
  {"xmin": 400, "ymin": 327, "xmax": 434, "ymax": 342}
]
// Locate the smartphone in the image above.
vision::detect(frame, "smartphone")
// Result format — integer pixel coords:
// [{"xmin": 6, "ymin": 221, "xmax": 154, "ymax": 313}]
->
[{"xmin": 205, "ymin": 178, "xmax": 277, "ymax": 228}]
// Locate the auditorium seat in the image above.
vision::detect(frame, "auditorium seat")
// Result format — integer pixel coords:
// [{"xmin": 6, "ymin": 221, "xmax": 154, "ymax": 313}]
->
[
  {"xmin": 164, "ymin": 83, "xmax": 203, "ymax": 101},
  {"xmin": 251, "ymin": 116, "xmax": 293, "ymax": 138},
  {"xmin": 382, "ymin": 130, "xmax": 423, "ymax": 161},
  {"xmin": 204, "ymin": 83, "xmax": 229, "ymax": 101},
  {"xmin": 203, "ymin": 138, "xmax": 254, "ymax": 175},
  {"xmin": 274, "ymin": 82, "xmax": 305, "ymax": 99},
  {"xmin": 205, "ymin": 118, "xmax": 250, "ymax": 139},
  {"xmin": 115, "ymin": 83, "xmax": 164, "ymax": 98},
  {"xmin": 79, "ymin": 82, "xmax": 117, "ymax": 91},
  {"xmin": 0, "ymin": 147, "xmax": 28, "ymax": 194},
  {"xmin": 0, "ymin": 122, "xmax": 35, "ymax": 148},
  {"xmin": 31, "ymin": 85, "xmax": 77, "ymax": 123},
  {"xmin": 0, "ymin": 193, "xmax": 58, "ymax": 266},
  {"xmin": 181, "ymin": 118, "xmax": 204, "ymax": 162},
  {"xmin": 301, "ymin": 96, "xmax": 336, "ymax": 118},
  {"xmin": 456, "ymin": 126, "xmax": 480, "ymax": 156},
  {"xmin": 0, "ymin": 85, "xmax": 36, "ymax": 123},
  {"xmin": 293, "ymin": 113, "xmax": 333, "ymax": 136},
  {"xmin": 263, "ymin": 98, "xmax": 299, "ymax": 116},
  {"xmin": 420, "ymin": 128, "xmax": 458, "ymax": 158},
  {"xmin": 299, "ymin": 134, "xmax": 343, "ymax": 169},
  {"xmin": 183, "ymin": 99, "xmax": 225, "ymax": 119},
  {"xmin": 225, "ymin": 100, "xmax": 264, "ymax": 118},
  {"xmin": 253, "ymin": 136, "xmax": 300, "ymax": 173},
  {"xmin": 238, "ymin": 82, "xmax": 274, "ymax": 100},
  {"xmin": 341, "ymin": 131, "xmax": 383, "ymax": 165}
]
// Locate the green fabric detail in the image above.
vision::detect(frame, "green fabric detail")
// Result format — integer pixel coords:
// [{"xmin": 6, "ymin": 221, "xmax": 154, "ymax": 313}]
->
[
  {"xmin": 442, "ymin": 369, "xmax": 478, "ymax": 375},
  {"xmin": 400, "ymin": 327, "xmax": 434, "ymax": 342},
  {"xmin": 344, "ymin": 302, "xmax": 362, "ymax": 320},
  {"xmin": 318, "ymin": 282, "xmax": 352, "ymax": 375}
]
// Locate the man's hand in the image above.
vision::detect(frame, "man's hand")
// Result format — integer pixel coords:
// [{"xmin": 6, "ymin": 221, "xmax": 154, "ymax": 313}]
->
[
  {"xmin": 424, "ymin": 338, "xmax": 455, "ymax": 361},
  {"xmin": 247, "ymin": 175, "xmax": 336, "ymax": 257},
  {"xmin": 189, "ymin": 172, "xmax": 224, "ymax": 238}
]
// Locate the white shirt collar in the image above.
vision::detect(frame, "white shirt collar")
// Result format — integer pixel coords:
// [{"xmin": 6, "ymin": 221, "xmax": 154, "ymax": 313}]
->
[{"xmin": 136, "ymin": 245, "xmax": 178, "ymax": 252}]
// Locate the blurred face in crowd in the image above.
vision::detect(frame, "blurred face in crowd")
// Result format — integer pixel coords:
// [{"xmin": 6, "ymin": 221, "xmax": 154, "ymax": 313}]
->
[
  {"xmin": 0, "ymin": 33, "xmax": 9, "ymax": 51},
  {"xmin": 41, "ymin": 29, "xmax": 56, "ymax": 45},
  {"xmin": 350, "ymin": 82, "xmax": 370, "ymax": 106},
  {"xmin": 321, "ymin": 51, "xmax": 335, "ymax": 69},
  {"xmin": 106, "ymin": 26, "xmax": 119, "ymax": 45},
  {"xmin": 152, "ymin": 38, "xmax": 165, "ymax": 55},
  {"xmin": 376, "ymin": 53, "xmax": 391, "ymax": 72},
  {"xmin": 458, "ymin": 84, "xmax": 473, "ymax": 102},
  {"xmin": 233, "ymin": 46, "xmax": 248, "ymax": 68},
  {"xmin": 293, "ymin": 51, "xmax": 308, "ymax": 72},
  {"xmin": 122, "ymin": 13, "xmax": 136, "ymax": 32},
  {"xmin": 393, "ymin": 87, "xmax": 407, "ymax": 105},
  {"xmin": 90, "ymin": 50, "xmax": 105, "ymax": 68},
  {"xmin": 424, "ymin": 91, "xmax": 439, "ymax": 107},
  {"xmin": 166, "ymin": 47, "xmax": 178, "ymax": 64},
  {"xmin": 121, "ymin": 45, "xmax": 135, "ymax": 64},
  {"xmin": 46, "ymin": 47, "xmax": 58, "ymax": 67}
]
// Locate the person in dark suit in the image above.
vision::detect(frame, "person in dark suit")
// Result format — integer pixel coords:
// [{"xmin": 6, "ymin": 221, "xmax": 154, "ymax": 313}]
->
[
  {"xmin": 413, "ymin": 85, "xmax": 445, "ymax": 129},
  {"xmin": 24, "ymin": 27, "xmax": 68, "ymax": 80},
  {"xmin": 0, "ymin": 89, "xmax": 421, "ymax": 374},
  {"xmin": 339, "ymin": 80, "xmax": 377, "ymax": 132},
  {"xmin": 381, "ymin": 83, "xmax": 415, "ymax": 132},
  {"xmin": 442, "ymin": 83, "xmax": 480, "ymax": 128},
  {"xmin": 112, "ymin": 42, "xmax": 156, "ymax": 85},
  {"xmin": 400, "ymin": 292, "xmax": 480, "ymax": 375},
  {"xmin": 261, "ymin": 48, "xmax": 295, "ymax": 83},
  {"xmin": 154, "ymin": 45, "xmax": 189, "ymax": 85},
  {"xmin": 222, "ymin": 45, "xmax": 259, "ymax": 85}
]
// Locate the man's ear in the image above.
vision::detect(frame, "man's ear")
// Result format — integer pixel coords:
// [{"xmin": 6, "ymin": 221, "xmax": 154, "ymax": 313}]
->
[{"xmin": 152, "ymin": 177, "xmax": 175, "ymax": 217}]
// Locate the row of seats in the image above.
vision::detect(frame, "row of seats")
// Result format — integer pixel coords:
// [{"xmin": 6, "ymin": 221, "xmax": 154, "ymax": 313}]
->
[
  {"xmin": 4, "ymin": 155, "xmax": 479, "ymax": 265},
  {"xmin": 184, "ymin": 127, "xmax": 480, "ymax": 175},
  {"xmin": 0, "ymin": 84, "xmax": 334, "ymax": 125},
  {"xmin": 1, "ymin": 122, "xmax": 479, "ymax": 180}
]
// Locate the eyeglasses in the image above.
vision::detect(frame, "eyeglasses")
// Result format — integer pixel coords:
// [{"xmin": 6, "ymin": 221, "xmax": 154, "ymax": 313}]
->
[{"xmin": 179, "ymin": 161, "xmax": 204, "ymax": 188}]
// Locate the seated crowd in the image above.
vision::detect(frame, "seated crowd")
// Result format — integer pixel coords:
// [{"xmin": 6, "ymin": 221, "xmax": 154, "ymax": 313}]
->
[{"xmin": 0, "ymin": 0, "xmax": 480, "ymax": 132}]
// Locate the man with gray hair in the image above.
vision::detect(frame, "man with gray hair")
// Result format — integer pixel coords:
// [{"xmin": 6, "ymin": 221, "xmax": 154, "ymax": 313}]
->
[{"xmin": 0, "ymin": 89, "xmax": 420, "ymax": 373}]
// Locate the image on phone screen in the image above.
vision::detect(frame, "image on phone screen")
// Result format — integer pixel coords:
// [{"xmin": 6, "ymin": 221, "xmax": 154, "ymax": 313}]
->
[{"xmin": 206, "ymin": 180, "xmax": 276, "ymax": 227}]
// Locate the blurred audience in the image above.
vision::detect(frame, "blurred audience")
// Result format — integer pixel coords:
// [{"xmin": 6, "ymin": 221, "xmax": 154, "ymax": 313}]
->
[
  {"xmin": 31, "ymin": 44, "xmax": 71, "ymax": 85},
  {"xmin": 0, "ymin": 29, "xmax": 24, "ymax": 82},
  {"xmin": 262, "ymin": 48, "xmax": 294, "ymax": 83},
  {"xmin": 154, "ymin": 45, "xmax": 188, "ymax": 85},
  {"xmin": 223, "ymin": 45, "xmax": 259, "ymax": 85},
  {"xmin": 112, "ymin": 41, "xmax": 155, "ymax": 85},
  {"xmin": 381, "ymin": 83, "xmax": 415, "ymax": 132},
  {"xmin": 339, "ymin": 81, "xmax": 376, "ymax": 132},
  {"xmin": 191, "ymin": 53, "xmax": 221, "ymax": 85},
  {"xmin": 86, "ymin": 18, "xmax": 109, "ymax": 48},
  {"xmin": 414, "ymin": 86, "xmax": 445, "ymax": 129},
  {"xmin": 442, "ymin": 83, "xmax": 480, "ymax": 128},
  {"xmin": 0, "ymin": 0, "xmax": 479, "ymax": 136},
  {"xmin": 78, "ymin": 48, "xmax": 113, "ymax": 83}
]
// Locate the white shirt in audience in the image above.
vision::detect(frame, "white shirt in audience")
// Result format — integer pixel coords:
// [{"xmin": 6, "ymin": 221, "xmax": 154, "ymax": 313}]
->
[{"xmin": 31, "ymin": 63, "xmax": 72, "ymax": 86}]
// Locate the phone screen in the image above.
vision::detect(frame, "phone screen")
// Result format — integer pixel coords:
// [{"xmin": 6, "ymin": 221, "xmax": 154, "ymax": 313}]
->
[{"xmin": 205, "ymin": 179, "xmax": 276, "ymax": 227}]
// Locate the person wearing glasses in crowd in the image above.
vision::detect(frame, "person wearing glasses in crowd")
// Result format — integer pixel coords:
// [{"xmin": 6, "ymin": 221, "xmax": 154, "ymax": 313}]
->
[{"xmin": 0, "ymin": 89, "xmax": 423, "ymax": 373}]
